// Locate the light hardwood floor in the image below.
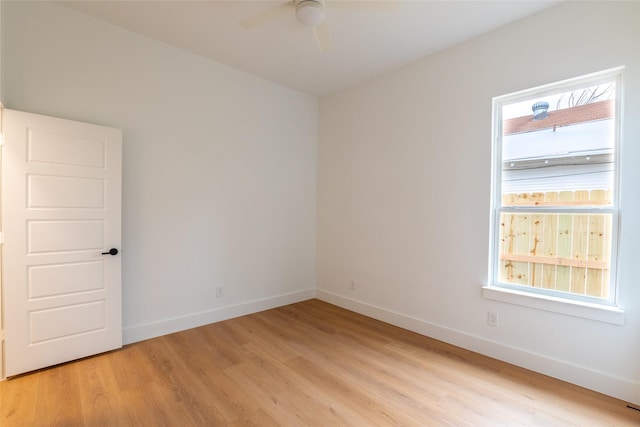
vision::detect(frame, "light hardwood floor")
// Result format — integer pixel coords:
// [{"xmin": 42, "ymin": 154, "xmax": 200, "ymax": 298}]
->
[{"xmin": 2, "ymin": 299, "xmax": 639, "ymax": 426}]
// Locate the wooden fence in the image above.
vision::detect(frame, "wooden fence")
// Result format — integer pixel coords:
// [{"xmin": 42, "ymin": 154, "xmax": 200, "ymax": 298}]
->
[{"xmin": 499, "ymin": 190, "xmax": 612, "ymax": 298}]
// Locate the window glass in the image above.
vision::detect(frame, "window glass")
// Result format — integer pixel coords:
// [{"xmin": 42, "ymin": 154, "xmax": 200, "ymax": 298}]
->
[{"xmin": 491, "ymin": 70, "xmax": 620, "ymax": 304}]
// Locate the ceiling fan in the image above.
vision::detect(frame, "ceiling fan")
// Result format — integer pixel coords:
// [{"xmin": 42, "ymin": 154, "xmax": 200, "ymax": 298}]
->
[{"xmin": 239, "ymin": 0, "xmax": 397, "ymax": 53}]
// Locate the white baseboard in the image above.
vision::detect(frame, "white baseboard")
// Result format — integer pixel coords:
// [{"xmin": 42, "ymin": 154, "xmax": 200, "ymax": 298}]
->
[
  {"xmin": 316, "ymin": 289, "xmax": 640, "ymax": 405},
  {"xmin": 123, "ymin": 288, "xmax": 316, "ymax": 345}
]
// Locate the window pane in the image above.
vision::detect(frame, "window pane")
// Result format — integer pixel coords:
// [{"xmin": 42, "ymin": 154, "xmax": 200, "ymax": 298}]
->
[
  {"xmin": 501, "ymin": 83, "xmax": 615, "ymax": 207},
  {"xmin": 498, "ymin": 212, "xmax": 612, "ymax": 299}
]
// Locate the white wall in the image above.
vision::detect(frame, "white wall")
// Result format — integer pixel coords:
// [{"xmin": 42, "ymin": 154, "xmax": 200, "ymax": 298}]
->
[
  {"xmin": 317, "ymin": 1, "xmax": 640, "ymax": 404},
  {"xmin": 2, "ymin": 2, "xmax": 317, "ymax": 344}
]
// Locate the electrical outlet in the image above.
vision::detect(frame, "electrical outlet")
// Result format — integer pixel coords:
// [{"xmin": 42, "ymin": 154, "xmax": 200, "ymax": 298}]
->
[
  {"xmin": 216, "ymin": 287, "xmax": 224, "ymax": 298},
  {"xmin": 349, "ymin": 279, "xmax": 356, "ymax": 290},
  {"xmin": 487, "ymin": 311, "xmax": 499, "ymax": 327}
]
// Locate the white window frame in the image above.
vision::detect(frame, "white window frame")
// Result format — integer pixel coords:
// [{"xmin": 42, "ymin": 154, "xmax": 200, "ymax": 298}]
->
[{"xmin": 484, "ymin": 67, "xmax": 625, "ymax": 325}]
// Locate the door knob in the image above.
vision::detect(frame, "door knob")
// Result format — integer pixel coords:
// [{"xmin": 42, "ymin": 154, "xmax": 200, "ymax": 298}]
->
[{"xmin": 101, "ymin": 248, "xmax": 119, "ymax": 256}]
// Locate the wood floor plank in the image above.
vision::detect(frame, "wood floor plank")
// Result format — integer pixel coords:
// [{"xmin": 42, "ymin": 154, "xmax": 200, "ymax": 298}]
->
[
  {"xmin": 160, "ymin": 330, "xmax": 259, "ymax": 423},
  {"xmin": 33, "ymin": 363, "xmax": 84, "ymax": 426},
  {"xmin": 76, "ymin": 355, "xmax": 125, "ymax": 426},
  {"xmin": 285, "ymin": 355, "xmax": 437, "ymax": 426},
  {"xmin": 149, "ymin": 335, "xmax": 229, "ymax": 426},
  {"xmin": 2, "ymin": 299, "xmax": 640, "ymax": 426},
  {"xmin": 226, "ymin": 408, "xmax": 280, "ymax": 427},
  {"xmin": 227, "ymin": 315, "xmax": 301, "ymax": 364},
  {"xmin": 188, "ymin": 323, "xmax": 247, "ymax": 369},
  {"xmin": 0, "ymin": 367, "xmax": 40, "ymax": 426},
  {"xmin": 107, "ymin": 340, "xmax": 156, "ymax": 392},
  {"xmin": 119, "ymin": 380, "xmax": 188, "ymax": 426}
]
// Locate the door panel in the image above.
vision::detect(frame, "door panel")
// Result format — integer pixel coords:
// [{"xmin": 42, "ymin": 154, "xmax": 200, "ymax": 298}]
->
[
  {"xmin": 28, "ymin": 220, "xmax": 105, "ymax": 253},
  {"xmin": 29, "ymin": 261, "xmax": 105, "ymax": 298},
  {"xmin": 28, "ymin": 128, "xmax": 106, "ymax": 167},
  {"xmin": 30, "ymin": 300, "xmax": 106, "ymax": 343},
  {"xmin": 28, "ymin": 175, "xmax": 105, "ymax": 208},
  {"xmin": 2, "ymin": 109, "xmax": 122, "ymax": 377}
]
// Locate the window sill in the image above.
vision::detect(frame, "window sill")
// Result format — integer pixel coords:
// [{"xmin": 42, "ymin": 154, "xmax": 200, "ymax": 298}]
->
[{"xmin": 482, "ymin": 285, "xmax": 625, "ymax": 325}]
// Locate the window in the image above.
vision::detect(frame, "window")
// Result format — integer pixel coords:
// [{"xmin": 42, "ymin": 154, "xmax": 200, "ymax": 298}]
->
[{"xmin": 488, "ymin": 68, "xmax": 622, "ymax": 308}]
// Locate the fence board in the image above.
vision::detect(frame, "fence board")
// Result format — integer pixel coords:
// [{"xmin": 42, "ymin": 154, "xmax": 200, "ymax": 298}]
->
[
  {"xmin": 510, "ymin": 210, "xmax": 529, "ymax": 285},
  {"xmin": 586, "ymin": 269, "xmax": 604, "ymax": 298},
  {"xmin": 500, "ymin": 213, "xmax": 512, "ymax": 283},
  {"xmin": 542, "ymin": 192, "xmax": 558, "ymax": 289},
  {"xmin": 500, "ymin": 189, "xmax": 612, "ymax": 298},
  {"xmin": 571, "ymin": 267, "xmax": 586, "ymax": 295},
  {"xmin": 555, "ymin": 192, "xmax": 574, "ymax": 293},
  {"xmin": 586, "ymin": 190, "xmax": 608, "ymax": 297},
  {"xmin": 530, "ymin": 213, "xmax": 544, "ymax": 288},
  {"xmin": 570, "ymin": 193, "xmax": 589, "ymax": 295}
]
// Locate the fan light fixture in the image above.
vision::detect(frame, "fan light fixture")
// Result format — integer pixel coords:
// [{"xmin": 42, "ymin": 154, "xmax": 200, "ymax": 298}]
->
[{"xmin": 296, "ymin": 0, "xmax": 325, "ymax": 26}]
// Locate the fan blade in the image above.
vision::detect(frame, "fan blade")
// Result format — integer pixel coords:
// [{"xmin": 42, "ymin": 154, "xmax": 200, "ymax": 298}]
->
[
  {"xmin": 313, "ymin": 22, "xmax": 332, "ymax": 52},
  {"xmin": 239, "ymin": 1, "xmax": 295, "ymax": 29},
  {"xmin": 326, "ymin": 0, "xmax": 398, "ymax": 10}
]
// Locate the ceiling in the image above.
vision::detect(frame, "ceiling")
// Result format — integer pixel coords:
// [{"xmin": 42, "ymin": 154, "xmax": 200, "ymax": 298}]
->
[{"xmin": 59, "ymin": 0, "xmax": 561, "ymax": 98}]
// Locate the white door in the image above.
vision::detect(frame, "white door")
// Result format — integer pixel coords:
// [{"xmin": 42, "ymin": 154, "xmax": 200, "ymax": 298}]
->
[{"xmin": 2, "ymin": 109, "xmax": 122, "ymax": 377}]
